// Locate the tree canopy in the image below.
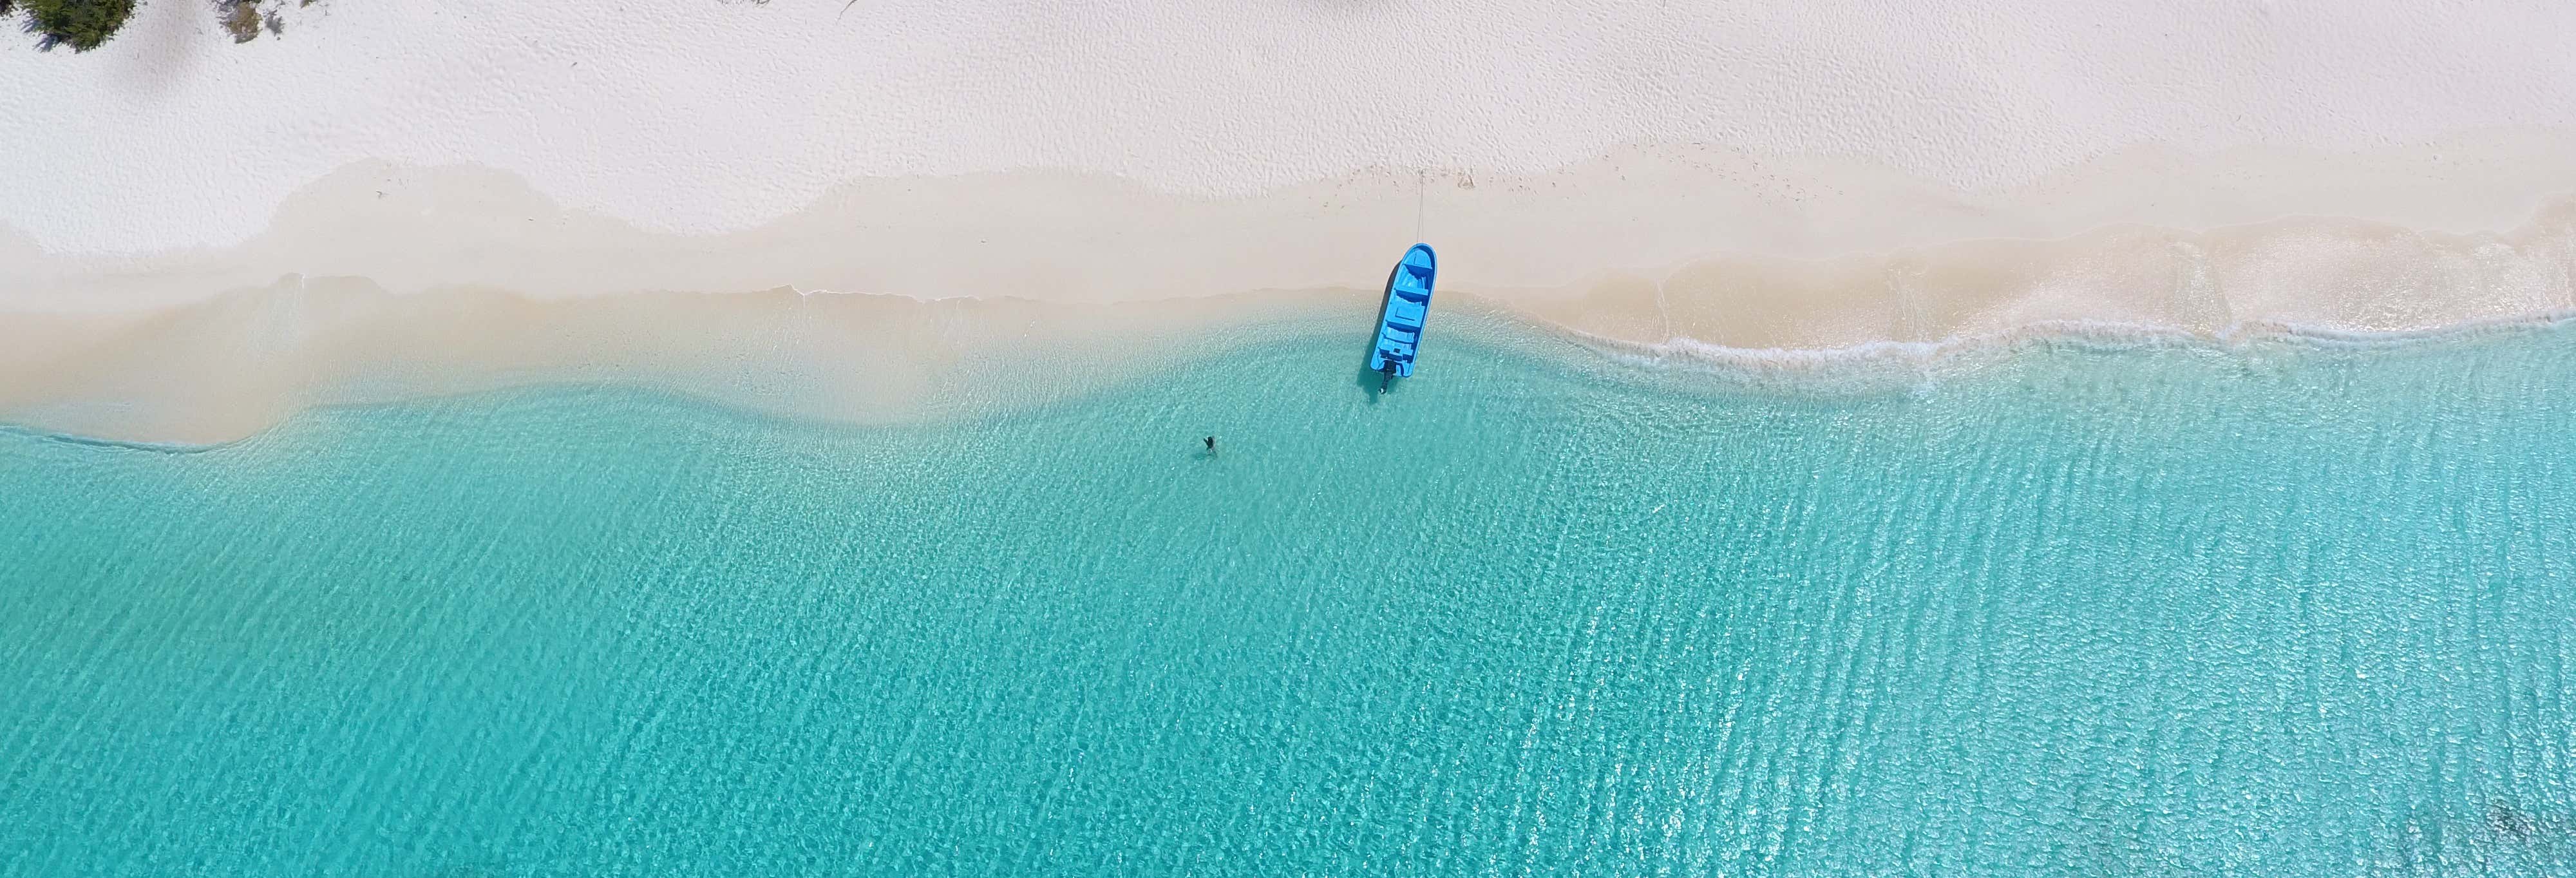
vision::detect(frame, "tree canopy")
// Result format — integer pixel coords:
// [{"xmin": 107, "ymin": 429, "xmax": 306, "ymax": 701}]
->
[{"xmin": 13, "ymin": 0, "xmax": 138, "ymax": 52}]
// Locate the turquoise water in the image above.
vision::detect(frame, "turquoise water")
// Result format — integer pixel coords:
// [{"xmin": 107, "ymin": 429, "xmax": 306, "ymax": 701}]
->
[{"xmin": 5, "ymin": 316, "xmax": 2576, "ymax": 877}]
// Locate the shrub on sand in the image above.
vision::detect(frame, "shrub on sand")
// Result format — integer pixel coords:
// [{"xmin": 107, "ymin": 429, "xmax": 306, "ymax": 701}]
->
[
  {"xmin": 15, "ymin": 0, "xmax": 137, "ymax": 52},
  {"xmin": 221, "ymin": 0, "xmax": 258, "ymax": 42}
]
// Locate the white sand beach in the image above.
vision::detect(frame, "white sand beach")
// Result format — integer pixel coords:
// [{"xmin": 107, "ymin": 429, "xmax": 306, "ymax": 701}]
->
[{"xmin": 4, "ymin": 0, "xmax": 2574, "ymax": 439}]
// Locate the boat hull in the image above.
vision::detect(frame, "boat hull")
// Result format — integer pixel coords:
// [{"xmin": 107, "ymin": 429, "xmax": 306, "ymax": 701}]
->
[{"xmin": 1370, "ymin": 243, "xmax": 1437, "ymax": 378}]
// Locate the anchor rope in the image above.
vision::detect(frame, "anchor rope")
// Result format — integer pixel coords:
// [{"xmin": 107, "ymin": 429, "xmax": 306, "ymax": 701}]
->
[{"xmin": 1414, "ymin": 169, "xmax": 1426, "ymax": 242}]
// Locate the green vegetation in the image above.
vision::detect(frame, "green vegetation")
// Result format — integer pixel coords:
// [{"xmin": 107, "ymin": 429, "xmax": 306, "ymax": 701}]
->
[
  {"xmin": 10, "ymin": 0, "xmax": 137, "ymax": 52},
  {"xmin": 220, "ymin": 0, "xmax": 257, "ymax": 42},
  {"xmin": 219, "ymin": 0, "xmax": 285, "ymax": 43}
]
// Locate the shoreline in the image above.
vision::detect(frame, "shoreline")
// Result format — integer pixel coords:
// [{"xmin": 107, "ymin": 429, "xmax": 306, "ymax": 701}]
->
[
  {"xmin": 10, "ymin": 278, "xmax": 2576, "ymax": 446},
  {"xmin": 0, "ymin": 282, "xmax": 1361, "ymax": 445}
]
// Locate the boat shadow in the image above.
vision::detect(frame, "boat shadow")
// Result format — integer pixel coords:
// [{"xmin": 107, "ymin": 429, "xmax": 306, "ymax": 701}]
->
[
  {"xmin": 1354, "ymin": 363, "xmax": 1392, "ymax": 403},
  {"xmin": 1356, "ymin": 261, "xmax": 1399, "ymax": 403}
]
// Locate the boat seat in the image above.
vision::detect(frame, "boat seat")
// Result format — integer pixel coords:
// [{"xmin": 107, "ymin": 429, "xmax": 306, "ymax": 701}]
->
[{"xmin": 1396, "ymin": 289, "xmax": 1430, "ymax": 303}]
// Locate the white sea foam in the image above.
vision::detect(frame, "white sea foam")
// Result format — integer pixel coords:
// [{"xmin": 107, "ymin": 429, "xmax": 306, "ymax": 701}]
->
[{"xmin": 1529, "ymin": 305, "xmax": 2576, "ymax": 404}]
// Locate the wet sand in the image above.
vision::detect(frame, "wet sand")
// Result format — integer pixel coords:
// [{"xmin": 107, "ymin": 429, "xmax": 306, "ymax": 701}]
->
[{"xmin": 7, "ymin": 137, "xmax": 2576, "ymax": 443}]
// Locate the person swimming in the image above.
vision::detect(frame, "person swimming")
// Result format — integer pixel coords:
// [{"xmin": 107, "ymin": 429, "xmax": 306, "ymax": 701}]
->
[{"xmin": 1203, "ymin": 435, "xmax": 1217, "ymax": 453}]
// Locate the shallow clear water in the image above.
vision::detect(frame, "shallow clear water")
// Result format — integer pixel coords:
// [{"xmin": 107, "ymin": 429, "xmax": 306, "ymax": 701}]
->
[{"xmin": 5, "ymin": 318, "xmax": 2576, "ymax": 877}]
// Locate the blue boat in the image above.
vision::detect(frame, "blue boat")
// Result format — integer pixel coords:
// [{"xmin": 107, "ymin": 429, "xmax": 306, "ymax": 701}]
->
[{"xmin": 1370, "ymin": 243, "xmax": 1437, "ymax": 381}]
